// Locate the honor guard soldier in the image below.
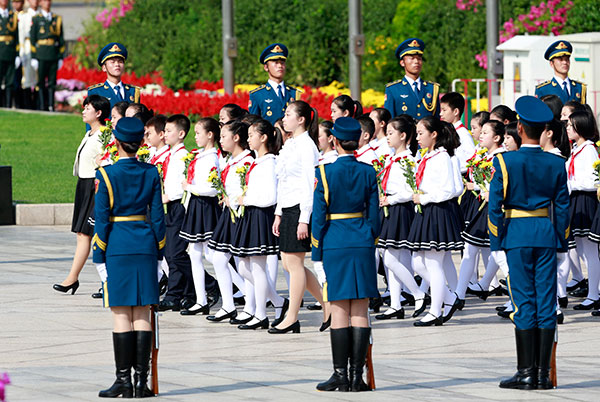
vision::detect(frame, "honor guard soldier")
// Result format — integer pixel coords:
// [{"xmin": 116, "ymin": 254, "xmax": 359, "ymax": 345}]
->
[
  {"xmin": 489, "ymin": 96, "xmax": 569, "ymax": 390},
  {"xmin": 88, "ymin": 42, "xmax": 140, "ymax": 108},
  {"xmin": 19, "ymin": 0, "xmax": 40, "ymax": 108},
  {"xmin": 249, "ymin": 43, "xmax": 302, "ymax": 125},
  {"xmin": 29, "ymin": 0, "xmax": 64, "ymax": 111},
  {"xmin": 384, "ymin": 38, "xmax": 440, "ymax": 120},
  {"xmin": 0, "ymin": 0, "xmax": 19, "ymax": 107},
  {"xmin": 535, "ymin": 40, "xmax": 586, "ymax": 104}
]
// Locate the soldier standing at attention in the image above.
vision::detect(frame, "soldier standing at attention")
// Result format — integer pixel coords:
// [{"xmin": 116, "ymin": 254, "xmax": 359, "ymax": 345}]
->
[
  {"xmin": 249, "ymin": 43, "xmax": 302, "ymax": 125},
  {"xmin": 384, "ymin": 38, "xmax": 440, "ymax": 120},
  {"xmin": 535, "ymin": 40, "xmax": 586, "ymax": 104},
  {"xmin": 19, "ymin": 0, "xmax": 40, "ymax": 109},
  {"xmin": 489, "ymin": 96, "xmax": 570, "ymax": 390},
  {"xmin": 0, "ymin": 0, "xmax": 19, "ymax": 107}
]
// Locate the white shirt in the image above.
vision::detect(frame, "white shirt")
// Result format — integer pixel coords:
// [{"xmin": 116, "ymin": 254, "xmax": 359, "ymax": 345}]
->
[
  {"xmin": 243, "ymin": 154, "xmax": 277, "ymax": 207},
  {"xmin": 73, "ymin": 129, "xmax": 104, "ymax": 178},
  {"xmin": 566, "ymin": 140, "xmax": 599, "ymax": 192},
  {"xmin": 150, "ymin": 144, "xmax": 169, "ymax": 165},
  {"xmin": 224, "ymin": 149, "xmax": 254, "ymax": 210},
  {"xmin": 554, "ymin": 76, "xmax": 571, "ymax": 95},
  {"xmin": 163, "ymin": 143, "xmax": 188, "ymax": 201},
  {"xmin": 268, "ymin": 79, "xmax": 285, "ymax": 98},
  {"xmin": 453, "ymin": 121, "xmax": 476, "ymax": 174},
  {"xmin": 0, "ymin": 8, "xmax": 8, "ymax": 20},
  {"xmin": 450, "ymin": 154, "xmax": 465, "ymax": 197},
  {"xmin": 106, "ymin": 80, "xmax": 125, "ymax": 100},
  {"xmin": 355, "ymin": 144, "xmax": 378, "ymax": 166},
  {"xmin": 275, "ymin": 131, "xmax": 320, "ymax": 223},
  {"xmin": 547, "ymin": 147, "xmax": 564, "ymax": 158},
  {"xmin": 383, "ymin": 150, "xmax": 414, "ymax": 205},
  {"xmin": 319, "ymin": 150, "xmax": 338, "ymax": 165},
  {"xmin": 40, "ymin": 9, "xmax": 52, "ymax": 21},
  {"xmin": 418, "ymin": 147, "xmax": 455, "ymax": 205},
  {"xmin": 404, "ymin": 75, "xmax": 422, "ymax": 93},
  {"xmin": 187, "ymin": 148, "xmax": 219, "ymax": 197},
  {"xmin": 370, "ymin": 136, "xmax": 394, "ymax": 159}
]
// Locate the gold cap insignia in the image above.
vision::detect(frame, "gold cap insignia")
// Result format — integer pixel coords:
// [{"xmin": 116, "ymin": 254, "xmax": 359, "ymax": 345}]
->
[
  {"xmin": 556, "ymin": 42, "xmax": 568, "ymax": 50},
  {"xmin": 272, "ymin": 45, "xmax": 283, "ymax": 53},
  {"xmin": 109, "ymin": 44, "xmax": 121, "ymax": 52},
  {"xmin": 408, "ymin": 40, "xmax": 419, "ymax": 48}
]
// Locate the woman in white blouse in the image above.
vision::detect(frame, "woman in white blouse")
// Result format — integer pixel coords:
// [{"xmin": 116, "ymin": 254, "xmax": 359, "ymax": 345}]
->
[{"xmin": 53, "ymin": 95, "xmax": 111, "ymax": 294}]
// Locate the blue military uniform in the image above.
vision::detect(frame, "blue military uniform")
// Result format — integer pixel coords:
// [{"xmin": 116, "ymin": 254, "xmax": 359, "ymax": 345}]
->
[
  {"xmin": 534, "ymin": 40, "xmax": 586, "ymax": 104},
  {"xmin": 92, "ymin": 118, "xmax": 166, "ymax": 307},
  {"xmin": 311, "ymin": 118, "xmax": 380, "ymax": 302},
  {"xmin": 489, "ymin": 96, "xmax": 569, "ymax": 390},
  {"xmin": 384, "ymin": 38, "xmax": 439, "ymax": 119},
  {"xmin": 249, "ymin": 43, "xmax": 302, "ymax": 124}
]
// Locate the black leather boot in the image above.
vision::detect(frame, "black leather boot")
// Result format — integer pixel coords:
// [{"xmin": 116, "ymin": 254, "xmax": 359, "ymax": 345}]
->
[
  {"xmin": 499, "ymin": 328, "xmax": 537, "ymax": 390},
  {"xmin": 99, "ymin": 332, "xmax": 135, "ymax": 398},
  {"xmin": 48, "ymin": 89, "xmax": 55, "ymax": 111},
  {"xmin": 537, "ymin": 328, "xmax": 555, "ymax": 390},
  {"xmin": 349, "ymin": 326, "xmax": 371, "ymax": 392},
  {"xmin": 36, "ymin": 88, "xmax": 45, "ymax": 110},
  {"xmin": 316, "ymin": 327, "xmax": 350, "ymax": 391},
  {"xmin": 134, "ymin": 331, "xmax": 155, "ymax": 398}
]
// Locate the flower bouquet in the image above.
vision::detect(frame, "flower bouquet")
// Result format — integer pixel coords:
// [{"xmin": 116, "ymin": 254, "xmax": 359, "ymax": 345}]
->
[
  {"xmin": 208, "ymin": 166, "xmax": 236, "ymax": 222},
  {"xmin": 397, "ymin": 156, "xmax": 422, "ymax": 213},
  {"xmin": 136, "ymin": 144, "xmax": 151, "ymax": 163},
  {"xmin": 372, "ymin": 155, "xmax": 389, "ymax": 217},
  {"xmin": 466, "ymin": 147, "xmax": 494, "ymax": 209},
  {"xmin": 235, "ymin": 161, "xmax": 252, "ymax": 218}
]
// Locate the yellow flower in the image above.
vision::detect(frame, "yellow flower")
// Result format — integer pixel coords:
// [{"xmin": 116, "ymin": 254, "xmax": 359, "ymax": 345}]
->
[
  {"xmin": 407, "ymin": 160, "xmax": 416, "ymax": 168},
  {"xmin": 419, "ymin": 147, "xmax": 429, "ymax": 157},
  {"xmin": 110, "ymin": 146, "xmax": 117, "ymax": 154},
  {"xmin": 182, "ymin": 152, "xmax": 194, "ymax": 162},
  {"xmin": 235, "ymin": 167, "xmax": 245, "ymax": 174},
  {"xmin": 477, "ymin": 147, "xmax": 488, "ymax": 155},
  {"xmin": 596, "ymin": 141, "xmax": 600, "ymax": 147},
  {"xmin": 593, "ymin": 160, "xmax": 600, "ymax": 168},
  {"xmin": 137, "ymin": 149, "xmax": 150, "ymax": 156}
]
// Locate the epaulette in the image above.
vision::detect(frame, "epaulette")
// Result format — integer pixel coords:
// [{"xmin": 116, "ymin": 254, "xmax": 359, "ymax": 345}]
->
[
  {"xmin": 286, "ymin": 85, "xmax": 303, "ymax": 94},
  {"xmin": 423, "ymin": 81, "xmax": 440, "ymax": 88},
  {"xmin": 249, "ymin": 84, "xmax": 266, "ymax": 95},
  {"xmin": 385, "ymin": 79, "xmax": 403, "ymax": 88},
  {"xmin": 87, "ymin": 83, "xmax": 104, "ymax": 90},
  {"xmin": 536, "ymin": 80, "xmax": 551, "ymax": 89}
]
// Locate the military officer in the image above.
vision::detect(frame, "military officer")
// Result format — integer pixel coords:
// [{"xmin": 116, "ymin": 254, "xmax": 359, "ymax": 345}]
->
[
  {"xmin": 488, "ymin": 96, "xmax": 569, "ymax": 390},
  {"xmin": 0, "ymin": 0, "xmax": 19, "ymax": 107},
  {"xmin": 384, "ymin": 38, "xmax": 440, "ymax": 120},
  {"xmin": 249, "ymin": 43, "xmax": 302, "ymax": 125},
  {"xmin": 18, "ymin": 0, "xmax": 40, "ymax": 108},
  {"xmin": 29, "ymin": 0, "xmax": 63, "ymax": 110},
  {"xmin": 535, "ymin": 40, "xmax": 586, "ymax": 104}
]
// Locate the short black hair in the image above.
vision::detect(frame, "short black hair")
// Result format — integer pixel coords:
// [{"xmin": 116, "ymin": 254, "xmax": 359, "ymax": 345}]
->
[
  {"xmin": 166, "ymin": 114, "xmax": 191, "ymax": 137},
  {"xmin": 338, "ymin": 140, "xmax": 359, "ymax": 151},
  {"xmin": 505, "ymin": 121, "xmax": 521, "ymax": 147},
  {"xmin": 83, "ymin": 94, "xmax": 111, "ymax": 123},
  {"xmin": 540, "ymin": 94, "xmax": 563, "ymax": 120},
  {"xmin": 520, "ymin": 121, "xmax": 544, "ymax": 140},
  {"xmin": 146, "ymin": 114, "xmax": 167, "ymax": 133},
  {"xmin": 357, "ymin": 114, "xmax": 375, "ymax": 140},
  {"xmin": 112, "ymin": 101, "xmax": 129, "ymax": 118},
  {"xmin": 440, "ymin": 92, "xmax": 465, "ymax": 118},
  {"xmin": 490, "ymin": 105, "xmax": 517, "ymax": 123}
]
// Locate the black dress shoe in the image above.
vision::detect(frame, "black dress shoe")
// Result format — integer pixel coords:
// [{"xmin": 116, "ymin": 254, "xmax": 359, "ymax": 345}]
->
[
  {"xmin": 569, "ymin": 286, "xmax": 588, "ymax": 298},
  {"xmin": 158, "ymin": 272, "xmax": 168, "ymax": 296},
  {"xmin": 230, "ymin": 312, "xmax": 253, "ymax": 325},
  {"xmin": 306, "ymin": 302, "xmax": 323, "ymax": 310},
  {"xmin": 566, "ymin": 278, "xmax": 587, "ymax": 292},
  {"xmin": 158, "ymin": 299, "xmax": 180, "ymax": 312},
  {"xmin": 496, "ymin": 305, "xmax": 507, "ymax": 312},
  {"xmin": 412, "ymin": 297, "xmax": 428, "ymax": 318},
  {"xmin": 381, "ymin": 294, "xmax": 391, "ymax": 306},
  {"xmin": 180, "ymin": 298, "xmax": 195, "ymax": 311},
  {"xmin": 180, "ymin": 304, "xmax": 209, "ymax": 316},
  {"xmin": 455, "ymin": 296, "xmax": 465, "ymax": 311},
  {"xmin": 91, "ymin": 285, "xmax": 103, "ymax": 299},
  {"xmin": 268, "ymin": 320, "xmax": 301, "ymax": 334},
  {"xmin": 466, "ymin": 283, "xmax": 489, "ymax": 301},
  {"xmin": 499, "ymin": 279, "xmax": 507, "ymax": 286},
  {"xmin": 53, "ymin": 280, "xmax": 79, "ymax": 295},
  {"xmin": 401, "ymin": 291, "xmax": 416, "ymax": 305},
  {"xmin": 442, "ymin": 296, "xmax": 461, "ymax": 323},
  {"xmin": 413, "ymin": 313, "xmax": 442, "ymax": 326},
  {"xmin": 489, "ymin": 286, "xmax": 504, "ymax": 296},
  {"xmin": 369, "ymin": 297, "xmax": 384, "ymax": 313},
  {"xmin": 591, "ymin": 310, "xmax": 600, "ymax": 317},
  {"xmin": 573, "ymin": 298, "xmax": 599, "ymax": 310},
  {"xmin": 320, "ymin": 316, "xmax": 332, "ymax": 332},
  {"xmin": 234, "ymin": 296, "xmax": 246, "ymax": 306},
  {"xmin": 557, "ymin": 312, "xmax": 564, "ymax": 324},
  {"xmin": 206, "ymin": 309, "xmax": 237, "ymax": 322},
  {"xmin": 238, "ymin": 317, "xmax": 269, "ymax": 330},
  {"xmin": 558, "ymin": 296, "xmax": 568, "ymax": 309},
  {"xmin": 375, "ymin": 308, "xmax": 404, "ymax": 320},
  {"xmin": 498, "ymin": 309, "xmax": 512, "ymax": 319},
  {"xmin": 271, "ymin": 298, "xmax": 290, "ymax": 328}
]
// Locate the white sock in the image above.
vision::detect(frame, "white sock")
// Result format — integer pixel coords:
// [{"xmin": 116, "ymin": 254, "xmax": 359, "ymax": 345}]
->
[
  {"xmin": 384, "ymin": 249, "xmax": 424, "ymax": 300},
  {"xmin": 250, "ymin": 256, "xmax": 283, "ymax": 320},
  {"xmin": 211, "ymin": 251, "xmax": 235, "ymax": 312},
  {"xmin": 557, "ymin": 252, "xmax": 568, "ymax": 298},
  {"xmin": 236, "ymin": 258, "xmax": 256, "ymax": 316},
  {"xmin": 161, "ymin": 259, "xmax": 169, "ymax": 277}
]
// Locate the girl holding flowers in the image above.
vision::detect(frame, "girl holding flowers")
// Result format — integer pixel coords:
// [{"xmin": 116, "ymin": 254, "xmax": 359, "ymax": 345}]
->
[
  {"xmin": 376, "ymin": 115, "xmax": 428, "ymax": 320},
  {"xmin": 178, "ymin": 118, "xmax": 222, "ymax": 316}
]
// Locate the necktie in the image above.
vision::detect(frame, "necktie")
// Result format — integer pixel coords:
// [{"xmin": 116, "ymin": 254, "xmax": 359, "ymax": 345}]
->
[
  {"xmin": 413, "ymin": 81, "xmax": 419, "ymax": 96},
  {"xmin": 562, "ymin": 81, "xmax": 569, "ymax": 97},
  {"xmin": 277, "ymin": 84, "xmax": 284, "ymax": 102},
  {"xmin": 115, "ymin": 86, "xmax": 124, "ymax": 101}
]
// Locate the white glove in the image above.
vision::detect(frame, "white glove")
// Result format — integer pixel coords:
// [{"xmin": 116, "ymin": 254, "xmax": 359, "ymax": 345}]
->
[
  {"xmin": 96, "ymin": 263, "xmax": 108, "ymax": 282},
  {"xmin": 15, "ymin": 56, "xmax": 21, "ymax": 69},
  {"xmin": 58, "ymin": 59, "xmax": 63, "ymax": 70},
  {"xmin": 30, "ymin": 59, "xmax": 38, "ymax": 70}
]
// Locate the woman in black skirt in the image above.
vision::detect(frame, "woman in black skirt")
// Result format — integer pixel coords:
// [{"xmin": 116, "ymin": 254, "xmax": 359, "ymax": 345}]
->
[
  {"xmin": 408, "ymin": 117, "xmax": 464, "ymax": 326},
  {"xmin": 53, "ymin": 95, "xmax": 110, "ymax": 294}
]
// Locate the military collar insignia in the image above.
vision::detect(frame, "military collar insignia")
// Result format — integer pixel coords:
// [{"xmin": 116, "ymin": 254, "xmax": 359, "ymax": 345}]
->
[
  {"xmin": 109, "ymin": 44, "xmax": 122, "ymax": 52},
  {"xmin": 408, "ymin": 40, "xmax": 419, "ymax": 47},
  {"xmin": 556, "ymin": 42, "xmax": 568, "ymax": 50}
]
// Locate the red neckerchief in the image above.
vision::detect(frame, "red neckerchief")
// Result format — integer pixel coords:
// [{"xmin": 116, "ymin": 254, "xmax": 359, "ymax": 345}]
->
[
  {"xmin": 245, "ymin": 160, "xmax": 258, "ymax": 186},
  {"xmin": 163, "ymin": 144, "xmax": 184, "ymax": 181},
  {"xmin": 186, "ymin": 150, "xmax": 200, "ymax": 184},
  {"xmin": 416, "ymin": 150, "xmax": 443, "ymax": 189},
  {"xmin": 221, "ymin": 163, "xmax": 231, "ymax": 184},
  {"xmin": 381, "ymin": 155, "xmax": 402, "ymax": 193},
  {"xmin": 150, "ymin": 147, "xmax": 169, "ymax": 165},
  {"xmin": 568, "ymin": 142, "xmax": 590, "ymax": 179},
  {"xmin": 354, "ymin": 146, "xmax": 372, "ymax": 158}
]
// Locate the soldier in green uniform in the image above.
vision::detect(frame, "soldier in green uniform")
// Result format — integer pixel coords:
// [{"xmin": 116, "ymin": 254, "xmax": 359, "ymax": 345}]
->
[
  {"xmin": 29, "ymin": 0, "xmax": 64, "ymax": 111},
  {"xmin": 0, "ymin": 0, "xmax": 19, "ymax": 107}
]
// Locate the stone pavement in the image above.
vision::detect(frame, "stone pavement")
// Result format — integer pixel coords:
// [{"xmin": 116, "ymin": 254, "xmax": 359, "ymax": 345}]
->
[{"xmin": 1, "ymin": 225, "xmax": 599, "ymax": 401}]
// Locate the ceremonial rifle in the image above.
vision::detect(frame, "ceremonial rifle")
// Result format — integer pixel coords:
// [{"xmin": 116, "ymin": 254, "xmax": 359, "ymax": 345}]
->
[
  {"xmin": 550, "ymin": 327, "xmax": 557, "ymax": 388},
  {"xmin": 365, "ymin": 314, "xmax": 375, "ymax": 390}
]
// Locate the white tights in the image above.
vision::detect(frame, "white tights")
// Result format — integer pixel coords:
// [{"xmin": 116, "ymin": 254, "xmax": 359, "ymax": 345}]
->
[
  {"xmin": 456, "ymin": 244, "xmax": 490, "ymax": 298},
  {"xmin": 578, "ymin": 237, "xmax": 600, "ymax": 301},
  {"xmin": 237, "ymin": 256, "xmax": 285, "ymax": 320},
  {"xmin": 383, "ymin": 249, "xmax": 425, "ymax": 310},
  {"xmin": 188, "ymin": 242, "xmax": 212, "ymax": 306},
  {"xmin": 211, "ymin": 251, "xmax": 249, "ymax": 313},
  {"xmin": 412, "ymin": 250, "xmax": 454, "ymax": 317}
]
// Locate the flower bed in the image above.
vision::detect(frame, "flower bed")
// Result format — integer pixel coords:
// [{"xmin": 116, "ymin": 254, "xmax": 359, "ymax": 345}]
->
[{"xmin": 56, "ymin": 56, "xmax": 384, "ymax": 120}]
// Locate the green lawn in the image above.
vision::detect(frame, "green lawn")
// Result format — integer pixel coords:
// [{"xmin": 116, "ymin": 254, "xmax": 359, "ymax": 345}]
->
[{"xmin": 0, "ymin": 110, "xmax": 197, "ymax": 204}]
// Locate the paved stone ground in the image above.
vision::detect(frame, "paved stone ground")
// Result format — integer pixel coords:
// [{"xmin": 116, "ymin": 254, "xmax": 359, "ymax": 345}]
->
[{"xmin": 1, "ymin": 225, "xmax": 600, "ymax": 401}]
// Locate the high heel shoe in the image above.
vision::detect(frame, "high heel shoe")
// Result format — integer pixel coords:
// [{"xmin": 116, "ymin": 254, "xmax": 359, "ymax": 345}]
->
[
  {"xmin": 271, "ymin": 298, "xmax": 290, "ymax": 328},
  {"xmin": 319, "ymin": 316, "xmax": 332, "ymax": 332},
  {"xmin": 238, "ymin": 317, "xmax": 269, "ymax": 330},
  {"xmin": 180, "ymin": 303, "xmax": 209, "ymax": 316},
  {"xmin": 53, "ymin": 280, "xmax": 79, "ymax": 295},
  {"xmin": 413, "ymin": 313, "xmax": 443, "ymax": 327},
  {"xmin": 206, "ymin": 309, "xmax": 237, "ymax": 322},
  {"xmin": 375, "ymin": 307, "xmax": 404, "ymax": 320},
  {"xmin": 268, "ymin": 320, "xmax": 300, "ymax": 334}
]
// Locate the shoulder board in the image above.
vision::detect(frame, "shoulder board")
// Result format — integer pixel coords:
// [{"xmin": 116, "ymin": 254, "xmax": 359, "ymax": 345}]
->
[
  {"xmin": 423, "ymin": 81, "xmax": 440, "ymax": 88},
  {"xmin": 87, "ymin": 83, "xmax": 104, "ymax": 90},
  {"xmin": 385, "ymin": 79, "xmax": 403, "ymax": 88},
  {"xmin": 536, "ymin": 80, "xmax": 551, "ymax": 89},
  {"xmin": 570, "ymin": 79, "xmax": 583, "ymax": 86},
  {"xmin": 249, "ymin": 84, "xmax": 266, "ymax": 95}
]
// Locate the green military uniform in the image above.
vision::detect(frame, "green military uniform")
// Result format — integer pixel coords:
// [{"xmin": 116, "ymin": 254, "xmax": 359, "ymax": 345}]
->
[
  {"xmin": 0, "ymin": 9, "xmax": 19, "ymax": 107},
  {"xmin": 30, "ymin": 11, "xmax": 64, "ymax": 110}
]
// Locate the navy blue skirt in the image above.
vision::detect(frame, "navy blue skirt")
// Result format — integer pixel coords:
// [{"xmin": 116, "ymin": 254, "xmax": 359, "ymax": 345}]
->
[
  {"xmin": 459, "ymin": 189, "xmax": 480, "ymax": 226},
  {"xmin": 589, "ymin": 202, "xmax": 600, "ymax": 243},
  {"xmin": 377, "ymin": 202, "xmax": 415, "ymax": 249},
  {"xmin": 230, "ymin": 205, "xmax": 279, "ymax": 257},
  {"xmin": 323, "ymin": 247, "xmax": 379, "ymax": 301},
  {"xmin": 180, "ymin": 195, "xmax": 221, "ymax": 243},
  {"xmin": 407, "ymin": 199, "xmax": 464, "ymax": 251},
  {"xmin": 207, "ymin": 206, "xmax": 239, "ymax": 254},
  {"xmin": 462, "ymin": 202, "xmax": 489, "ymax": 248},
  {"xmin": 570, "ymin": 191, "xmax": 598, "ymax": 237},
  {"xmin": 105, "ymin": 254, "xmax": 159, "ymax": 307}
]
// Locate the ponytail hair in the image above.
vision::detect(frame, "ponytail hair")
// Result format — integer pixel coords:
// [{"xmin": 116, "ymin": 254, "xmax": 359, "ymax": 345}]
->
[
  {"xmin": 196, "ymin": 117, "xmax": 221, "ymax": 148},
  {"xmin": 251, "ymin": 119, "xmax": 279, "ymax": 154},
  {"xmin": 223, "ymin": 120, "xmax": 249, "ymax": 150},
  {"xmin": 484, "ymin": 120, "xmax": 505, "ymax": 145},
  {"xmin": 388, "ymin": 115, "xmax": 418, "ymax": 156},
  {"xmin": 333, "ymin": 94, "xmax": 363, "ymax": 118},
  {"xmin": 545, "ymin": 118, "xmax": 570, "ymax": 158},
  {"xmin": 419, "ymin": 116, "xmax": 458, "ymax": 156},
  {"xmin": 289, "ymin": 100, "xmax": 319, "ymax": 145}
]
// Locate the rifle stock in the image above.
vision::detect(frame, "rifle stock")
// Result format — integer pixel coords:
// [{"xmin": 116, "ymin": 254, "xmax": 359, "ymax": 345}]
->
[
  {"xmin": 366, "ymin": 344, "xmax": 375, "ymax": 390},
  {"xmin": 151, "ymin": 305, "xmax": 159, "ymax": 395}
]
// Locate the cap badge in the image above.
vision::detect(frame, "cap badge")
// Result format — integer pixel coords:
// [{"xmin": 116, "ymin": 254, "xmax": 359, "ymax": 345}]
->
[
  {"xmin": 109, "ymin": 44, "xmax": 121, "ymax": 52},
  {"xmin": 408, "ymin": 40, "xmax": 419, "ymax": 47},
  {"xmin": 272, "ymin": 45, "xmax": 283, "ymax": 53},
  {"xmin": 556, "ymin": 42, "xmax": 568, "ymax": 50}
]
